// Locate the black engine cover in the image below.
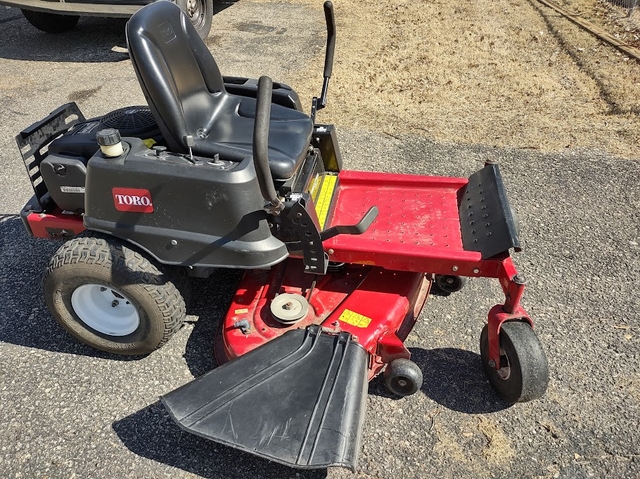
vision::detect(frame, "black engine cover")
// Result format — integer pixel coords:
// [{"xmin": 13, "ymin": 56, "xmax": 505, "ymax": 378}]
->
[
  {"xmin": 42, "ymin": 106, "xmax": 163, "ymax": 212},
  {"xmin": 84, "ymin": 138, "xmax": 288, "ymax": 269},
  {"xmin": 49, "ymin": 106, "xmax": 162, "ymax": 160}
]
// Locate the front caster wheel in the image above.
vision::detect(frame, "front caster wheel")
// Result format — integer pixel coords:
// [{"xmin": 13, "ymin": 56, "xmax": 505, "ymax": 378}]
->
[
  {"xmin": 434, "ymin": 274, "xmax": 467, "ymax": 293},
  {"xmin": 480, "ymin": 321, "xmax": 549, "ymax": 403},
  {"xmin": 44, "ymin": 236, "xmax": 186, "ymax": 355},
  {"xmin": 384, "ymin": 358, "xmax": 423, "ymax": 397}
]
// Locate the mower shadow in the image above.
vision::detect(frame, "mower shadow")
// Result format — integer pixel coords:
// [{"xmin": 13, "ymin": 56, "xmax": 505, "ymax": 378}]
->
[
  {"xmin": 0, "ymin": 1, "xmax": 237, "ymax": 63},
  {"xmin": 368, "ymin": 347, "xmax": 511, "ymax": 414},
  {"xmin": 181, "ymin": 268, "xmax": 243, "ymax": 378},
  {"xmin": 112, "ymin": 401, "xmax": 328, "ymax": 479}
]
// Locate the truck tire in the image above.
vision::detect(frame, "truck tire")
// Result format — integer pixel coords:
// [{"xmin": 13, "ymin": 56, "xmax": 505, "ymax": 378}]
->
[
  {"xmin": 21, "ymin": 10, "xmax": 80, "ymax": 33},
  {"xmin": 173, "ymin": 0, "xmax": 213, "ymax": 39}
]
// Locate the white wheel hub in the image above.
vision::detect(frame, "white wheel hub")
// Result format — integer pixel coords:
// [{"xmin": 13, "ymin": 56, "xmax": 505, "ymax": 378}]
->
[{"xmin": 71, "ymin": 284, "xmax": 140, "ymax": 336}]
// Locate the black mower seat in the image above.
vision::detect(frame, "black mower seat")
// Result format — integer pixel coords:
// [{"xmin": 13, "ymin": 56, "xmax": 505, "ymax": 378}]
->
[{"xmin": 126, "ymin": 1, "xmax": 313, "ymax": 180}]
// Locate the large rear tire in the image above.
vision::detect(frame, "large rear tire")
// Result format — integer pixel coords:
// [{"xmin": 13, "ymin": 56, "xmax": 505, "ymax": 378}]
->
[
  {"xmin": 21, "ymin": 10, "xmax": 80, "ymax": 34},
  {"xmin": 44, "ymin": 236, "xmax": 186, "ymax": 355}
]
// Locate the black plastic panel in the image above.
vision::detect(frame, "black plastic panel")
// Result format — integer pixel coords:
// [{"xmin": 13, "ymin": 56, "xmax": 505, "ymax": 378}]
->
[
  {"xmin": 15, "ymin": 103, "xmax": 85, "ymax": 208},
  {"xmin": 162, "ymin": 326, "xmax": 368, "ymax": 470},
  {"xmin": 40, "ymin": 154, "xmax": 87, "ymax": 212},
  {"xmin": 459, "ymin": 163, "xmax": 521, "ymax": 259},
  {"xmin": 83, "ymin": 138, "xmax": 288, "ymax": 269}
]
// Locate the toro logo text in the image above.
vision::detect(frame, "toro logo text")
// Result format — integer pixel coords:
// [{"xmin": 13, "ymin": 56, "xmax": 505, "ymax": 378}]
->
[{"xmin": 112, "ymin": 187, "xmax": 154, "ymax": 213}]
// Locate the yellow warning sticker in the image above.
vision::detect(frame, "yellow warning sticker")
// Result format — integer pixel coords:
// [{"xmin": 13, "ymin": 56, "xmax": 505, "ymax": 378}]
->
[
  {"xmin": 142, "ymin": 138, "xmax": 157, "ymax": 149},
  {"xmin": 339, "ymin": 309, "xmax": 372, "ymax": 328},
  {"xmin": 314, "ymin": 174, "xmax": 337, "ymax": 229},
  {"xmin": 308, "ymin": 175, "xmax": 322, "ymax": 202},
  {"xmin": 234, "ymin": 308, "xmax": 249, "ymax": 314}
]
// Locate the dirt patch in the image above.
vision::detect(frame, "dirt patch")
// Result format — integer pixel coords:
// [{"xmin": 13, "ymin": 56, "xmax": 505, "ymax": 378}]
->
[
  {"xmin": 276, "ymin": 0, "xmax": 640, "ymax": 158},
  {"xmin": 477, "ymin": 417, "xmax": 515, "ymax": 464},
  {"xmin": 68, "ymin": 86, "xmax": 102, "ymax": 103}
]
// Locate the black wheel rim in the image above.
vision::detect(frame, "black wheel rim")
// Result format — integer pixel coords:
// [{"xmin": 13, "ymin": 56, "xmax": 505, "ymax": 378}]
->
[
  {"xmin": 439, "ymin": 275, "xmax": 461, "ymax": 291},
  {"xmin": 391, "ymin": 376, "xmax": 414, "ymax": 395},
  {"xmin": 444, "ymin": 277, "xmax": 458, "ymax": 287}
]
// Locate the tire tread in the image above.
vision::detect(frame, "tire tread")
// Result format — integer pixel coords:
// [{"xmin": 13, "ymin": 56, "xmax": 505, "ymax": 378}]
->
[{"xmin": 45, "ymin": 236, "xmax": 185, "ymax": 352}]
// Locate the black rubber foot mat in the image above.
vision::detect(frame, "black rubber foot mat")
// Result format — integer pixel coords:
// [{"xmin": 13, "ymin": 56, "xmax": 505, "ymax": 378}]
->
[
  {"xmin": 162, "ymin": 325, "xmax": 369, "ymax": 470},
  {"xmin": 459, "ymin": 163, "xmax": 521, "ymax": 258}
]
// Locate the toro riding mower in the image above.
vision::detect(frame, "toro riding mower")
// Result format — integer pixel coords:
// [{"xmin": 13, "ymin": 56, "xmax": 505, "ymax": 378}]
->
[{"xmin": 15, "ymin": 0, "xmax": 549, "ymax": 470}]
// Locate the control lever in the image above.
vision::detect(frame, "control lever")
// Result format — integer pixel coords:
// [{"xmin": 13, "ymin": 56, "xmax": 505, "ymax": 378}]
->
[
  {"xmin": 184, "ymin": 134, "xmax": 194, "ymax": 161},
  {"xmin": 311, "ymin": 1, "xmax": 336, "ymax": 122},
  {"xmin": 320, "ymin": 206, "xmax": 378, "ymax": 241},
  {"xmin": 254, "ymin": 76, "xmax": 284, "ymax": 214}
]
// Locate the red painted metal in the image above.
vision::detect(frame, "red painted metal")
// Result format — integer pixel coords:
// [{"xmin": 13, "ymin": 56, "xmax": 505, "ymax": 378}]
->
[
  {"xmin": 25, "ymin": 210, "xmax": 85, "ymax": 238},
  {"xmin": 222, "ymin": 169, "xmax": 532, "ymax": 375},
  {"xmin": 323, "ymin": 170, "xmax": 511, "ymax": 278},
  {"xmin": 317, "ymin": 170, "xmax": 534, "ymax": 370},
  {"xmin": 220, "ymin": 258, "xmax": 429, "ymax": 379}
]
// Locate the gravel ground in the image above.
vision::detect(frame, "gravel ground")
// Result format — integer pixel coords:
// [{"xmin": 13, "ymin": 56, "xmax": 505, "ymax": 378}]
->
[{"xmin": 0, "ymin": 1, "xmax": 639, "ymax": 479}]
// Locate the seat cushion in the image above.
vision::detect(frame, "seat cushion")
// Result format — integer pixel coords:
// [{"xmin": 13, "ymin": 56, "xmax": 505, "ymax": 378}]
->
[{"xmin": 195, "ymin": 97, "xmax": 313, "ymax": 180}]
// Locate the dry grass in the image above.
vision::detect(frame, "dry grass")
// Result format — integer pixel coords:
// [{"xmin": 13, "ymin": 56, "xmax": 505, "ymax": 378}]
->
[{"xmin": 283, "ymin": 0, "xmax": 640, "ymax": 158}]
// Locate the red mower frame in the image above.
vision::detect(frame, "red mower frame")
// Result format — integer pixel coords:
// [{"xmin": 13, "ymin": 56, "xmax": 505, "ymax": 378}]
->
[{"xmin": 214, "ymin": 167, "xmax": 534, "ymax": 382}]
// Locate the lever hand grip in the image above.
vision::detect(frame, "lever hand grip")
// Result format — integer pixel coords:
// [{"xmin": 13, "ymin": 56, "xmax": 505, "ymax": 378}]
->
[
  {"xmin": 323, "ymin": 1, "xmax": 336, "ymax": 79},
  {"xmin": 320, "ymin": 206, "xmax": 378, "ymax": 241},
  {"xmin": 253, "ymin": 76, "xmax": 281, "ymax": 209}
]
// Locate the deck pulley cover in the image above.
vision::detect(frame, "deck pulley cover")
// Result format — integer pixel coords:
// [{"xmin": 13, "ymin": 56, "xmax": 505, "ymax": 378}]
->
[{"xmin": 270, "ymin": 293, "xmax": 309, "ymax": 324}]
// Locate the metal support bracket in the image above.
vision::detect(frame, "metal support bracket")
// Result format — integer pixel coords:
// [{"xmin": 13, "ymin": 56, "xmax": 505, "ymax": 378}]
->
[
  {"xmin": 284, "ymin": 199, "xmax": 377, "ymax": 275},
  {"xmin": 486, "ymin": 304, "xmax": 533, "ymax": 369},
  {"xmin": 286, "ymin": 196, "xmax": 328, "ymax": 274}
]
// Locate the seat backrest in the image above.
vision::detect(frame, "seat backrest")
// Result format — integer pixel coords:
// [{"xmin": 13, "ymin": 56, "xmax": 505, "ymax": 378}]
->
[{"xmin": 126, "ymin": 1, "xmax": 226, "ymax": 153}]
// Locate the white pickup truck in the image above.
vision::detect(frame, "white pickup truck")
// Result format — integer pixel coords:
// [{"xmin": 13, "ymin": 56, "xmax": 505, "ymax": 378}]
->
[{"xmin": 0, "ymin": 0, "xmax": 213, "ymax": 38}]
